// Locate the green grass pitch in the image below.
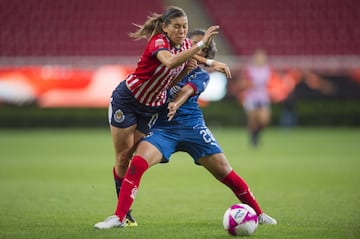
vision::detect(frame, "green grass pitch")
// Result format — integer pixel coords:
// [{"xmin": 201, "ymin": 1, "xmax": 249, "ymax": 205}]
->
[{"xmin": 0, "ymin": 127, "xmax": 359, "ymax": 239}]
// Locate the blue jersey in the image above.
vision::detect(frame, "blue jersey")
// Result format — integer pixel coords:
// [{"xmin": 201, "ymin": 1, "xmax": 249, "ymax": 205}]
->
[
  {"xmin": 153, "ymin": 67, "xmax": 209, "ymax": 128},
  {"xmin": 142, "ymin": 67, "xmax": 223, "ymax": 164}
]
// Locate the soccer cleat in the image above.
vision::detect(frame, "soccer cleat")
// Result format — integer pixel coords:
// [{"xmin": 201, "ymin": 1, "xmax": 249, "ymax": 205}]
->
[
  {"xmin": 94, "ymin": 215, "xmax": 126, "ymax": 229},
  {"xmin": 125, "ymin": 210, "xmax": 138, "ymax": 227},
  {"xmin": 258, "ymin": 213, "xmax": 277, "ymax": 225}
]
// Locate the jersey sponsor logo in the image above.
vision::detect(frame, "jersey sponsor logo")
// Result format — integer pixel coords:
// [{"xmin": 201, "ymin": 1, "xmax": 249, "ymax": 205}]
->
[{"xmin": 114, "ymin": 109, "xmax": 125, "ymax": 123}]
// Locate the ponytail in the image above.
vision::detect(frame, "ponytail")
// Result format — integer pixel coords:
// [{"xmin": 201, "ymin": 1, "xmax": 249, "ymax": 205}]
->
[
  {"xmin": 129, "ymin": 13, "xmax": 163, "ymax": 40},
  {"xmin": 129, "ymin": 6, "xmax": 187, "ymax": 40}
]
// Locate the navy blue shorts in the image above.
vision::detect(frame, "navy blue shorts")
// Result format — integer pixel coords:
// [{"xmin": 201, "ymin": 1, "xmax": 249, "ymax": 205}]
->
[{"xmin": 108, "ymin": 81, "xmax": 164, "ymax": 134}]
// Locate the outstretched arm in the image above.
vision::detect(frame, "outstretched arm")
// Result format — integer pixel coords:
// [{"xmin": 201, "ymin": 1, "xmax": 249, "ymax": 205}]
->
[
  {"xmin": 167, "ymin": 84, "xmax": 195, "ymax": 121},
  {"xmin": 193, "ymin": 55, "xmax": 232, "ymax": 79},
  {"xmin": 156, "ymin": 26, "xmax": 220, "ymax": 69}
]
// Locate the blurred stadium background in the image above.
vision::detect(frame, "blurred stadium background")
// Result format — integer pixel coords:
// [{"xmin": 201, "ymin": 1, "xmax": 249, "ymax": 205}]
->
[{"xmin": 1, "ymin": 0, "xmax": 360, "ymax": 127}]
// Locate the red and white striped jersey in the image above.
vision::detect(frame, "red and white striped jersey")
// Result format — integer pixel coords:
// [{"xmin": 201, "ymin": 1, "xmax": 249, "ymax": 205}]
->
[
  {"xmin": 243, "ymin": 64, "xmax": 272, "ymax": 103},
  {"xmin": 126, "ymin": 33, "xmax": 192, "ymax": 107}
]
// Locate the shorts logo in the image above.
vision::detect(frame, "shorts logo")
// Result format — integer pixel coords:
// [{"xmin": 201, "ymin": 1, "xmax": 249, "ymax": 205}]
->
[
  {"xmin": 144, "ymin": 132, "xmax": 153, "ymax": 138},
  {"xmin": 114, "ymin": 109, "xmax": 125, "ymax": 123}
]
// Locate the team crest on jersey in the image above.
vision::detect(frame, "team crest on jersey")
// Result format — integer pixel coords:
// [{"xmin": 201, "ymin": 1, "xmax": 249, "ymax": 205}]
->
[
  {"xmin": 114, "ymin": 109, "xmax": 125, "ymax": 123},
  {"xmin": 155, "ymin": 38, "xmax": 165, "ymax": 48}
]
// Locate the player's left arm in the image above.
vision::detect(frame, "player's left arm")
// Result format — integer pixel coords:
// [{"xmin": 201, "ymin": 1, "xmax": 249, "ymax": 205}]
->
[
  {"xmin": 171, "ymin": 58, "xmax": 198, "ymax": 87},
  {"xmin": 193, "ymin": 54, "xmax": 232, "ymax": 79},
  {"xmin": 167, "ymin": 84, "xmax": 195, "ymax": 121}
]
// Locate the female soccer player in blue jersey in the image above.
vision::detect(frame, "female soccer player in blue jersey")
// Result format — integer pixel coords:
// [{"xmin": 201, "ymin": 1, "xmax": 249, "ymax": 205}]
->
[{"xmin": 95, "ymin": 29, "xmax": 276, "ymax": 229}]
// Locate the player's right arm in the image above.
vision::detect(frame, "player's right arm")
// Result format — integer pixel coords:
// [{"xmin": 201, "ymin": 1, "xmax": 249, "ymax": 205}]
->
[{"xmin": 156, "ymin": 25, "xmax": 220, "ymax": 69}]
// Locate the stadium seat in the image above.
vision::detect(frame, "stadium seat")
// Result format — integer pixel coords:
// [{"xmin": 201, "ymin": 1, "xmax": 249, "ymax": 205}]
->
[
  {"xmin": 201, "ymin": 0, "xmax": 360, "ymax": 55},
  {"xmin": 0, "ymin": 0, "xmax": 164, "ymax": 56}
]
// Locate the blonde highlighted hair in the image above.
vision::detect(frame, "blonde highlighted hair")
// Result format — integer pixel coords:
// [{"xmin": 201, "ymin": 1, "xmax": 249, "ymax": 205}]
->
[{"xmin": 129, "ymin": 6, "xmax": 187, "ymax": 40}]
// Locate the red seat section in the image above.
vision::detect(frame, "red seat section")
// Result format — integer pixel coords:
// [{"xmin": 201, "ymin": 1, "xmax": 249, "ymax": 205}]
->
[
  {"xmin": 202, "ymin": 0, "xmax": 360, "ymax": 55},
  {"xmin": 0, "ymin": 0, "xmax": 164, "ymax": 56}
]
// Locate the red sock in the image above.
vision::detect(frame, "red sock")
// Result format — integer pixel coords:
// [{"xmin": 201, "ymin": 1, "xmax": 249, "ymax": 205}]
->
[
  {"xmin": 114, "ymin": 155, "xmax": 148, "ymax": 221},
  {"xmin": 221, "ymin": 170, "xmax": 263, "ymax": 215}
]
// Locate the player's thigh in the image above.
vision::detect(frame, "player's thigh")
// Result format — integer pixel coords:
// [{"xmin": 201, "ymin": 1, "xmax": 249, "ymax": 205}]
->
[
  {"xmin": 257, "ymin": 107, "xmax": 271, "ymax": 125},
  {"xmin": 134, "ymin": 130, "xmax": 146, "ymax": 146},
  {"xmin": 246, "ymin": 110, "xmax": 258, "ymax": 127},
  {"xmin": 111, "ymin": 124, "xmax": 137, "ymax": 155}
]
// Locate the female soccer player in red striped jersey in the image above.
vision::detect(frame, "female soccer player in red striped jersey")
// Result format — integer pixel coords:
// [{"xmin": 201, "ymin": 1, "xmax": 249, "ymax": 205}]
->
[
  {"xmin": 95, "ymin": 29, "xmax": 275, "ymax": 230},
  {"xmin": 104, "ymin": 6, "xmax": 231, "ymax": 226}
]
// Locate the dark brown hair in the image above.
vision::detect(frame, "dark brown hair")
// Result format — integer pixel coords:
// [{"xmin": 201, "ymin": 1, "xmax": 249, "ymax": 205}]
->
[
  {"xmin": 188, "ymin": 29, "xmax": 217, "ymax": 59},
  {"xmin": 129, "ymin": 6, "xmax": 187, "ymax": 40}
]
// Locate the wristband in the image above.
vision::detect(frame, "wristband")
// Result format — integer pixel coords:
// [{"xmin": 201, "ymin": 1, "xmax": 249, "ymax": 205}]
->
[
  {"xmin": 206, "ymin": 59, "xmax": 214, "ymax": 66},
  {"xmin": 196, "ymin": 40, "xmax": 205, "ymax": 50}
]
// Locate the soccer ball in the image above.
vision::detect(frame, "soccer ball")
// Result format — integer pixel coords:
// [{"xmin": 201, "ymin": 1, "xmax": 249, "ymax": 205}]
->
[{"xmin": 223, "ymin": 203, "xmax": 258, "ymax": 237}]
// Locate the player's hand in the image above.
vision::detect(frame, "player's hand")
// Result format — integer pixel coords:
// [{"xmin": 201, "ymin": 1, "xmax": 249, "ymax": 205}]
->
[
  {"xmin": 167, "ymin": 102, "xmax": 178, "ymax": 121},
  {"xmin": 187, "ymin": 58, "xmax": 198, "ymax": 73},
  {"xmin": 213, "ymin": 61, "xmax": 232, "ymax": 79},
  {"xmin": 203, "ymin": 25, "xmax": 220, "ymax": 46}
]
